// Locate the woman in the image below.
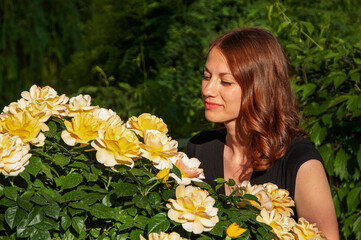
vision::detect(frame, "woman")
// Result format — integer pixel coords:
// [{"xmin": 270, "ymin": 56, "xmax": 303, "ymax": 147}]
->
[{"xmin": 186, "ymin": 27, "xmax": 339, "ymax": 239}]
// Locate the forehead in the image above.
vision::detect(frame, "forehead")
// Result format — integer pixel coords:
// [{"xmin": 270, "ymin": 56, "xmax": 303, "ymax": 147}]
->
[{"xmin": 204, "ymin": 48, "xmax": 232, "ymax": 74}]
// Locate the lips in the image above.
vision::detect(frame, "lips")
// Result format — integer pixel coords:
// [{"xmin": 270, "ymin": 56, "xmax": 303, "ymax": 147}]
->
[{"xmin": 204, "ymin": 101, "xmax": 222, "ymax": 109}]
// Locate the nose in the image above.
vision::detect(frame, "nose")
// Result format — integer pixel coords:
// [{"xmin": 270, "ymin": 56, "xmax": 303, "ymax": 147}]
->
[{"xmin": 202, "ymin": 78, "xmax": 218, "ymax": 98}]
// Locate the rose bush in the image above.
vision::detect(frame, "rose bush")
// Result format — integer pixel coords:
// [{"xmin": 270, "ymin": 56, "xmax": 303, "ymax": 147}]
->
[{"xmin": 0, "ymin": 85, "xmax": 325, "ymax": 239}]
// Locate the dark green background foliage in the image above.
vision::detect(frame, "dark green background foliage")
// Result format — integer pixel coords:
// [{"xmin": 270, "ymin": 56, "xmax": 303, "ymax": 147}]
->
[{"xmin": 1, "ymin": 0, "xmax": 360, "ymax": 239}]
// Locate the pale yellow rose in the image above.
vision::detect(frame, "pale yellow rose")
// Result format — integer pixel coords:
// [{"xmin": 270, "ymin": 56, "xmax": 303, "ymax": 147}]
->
[
  {"xmin": 126, "ymin": 113, "xmax": 168, "ymax": 137},
  {"xmin": 61, "ymin": 112, "xmax": 106, "ymax": 146},
  {"xmin": 140, "ymin": 232, "xmax": 187, "ymax": 240},
  {"xmin": 256, "ymin": 209, "xmax": 295, "ymax": 240},
  {"xmin": 292, "ymin": 217, "xmax": 327, "ymax": 240},
  {"xmin": 140, "ymin": 130, "xmax": 178, "ymax": 170},
  {"xmin": 91, "ymin": 124, "xmax": 140, "ymax": 168},
  {"xmin": 166, "ymin": 185, "xmax": 219, "ymax": 234},
  {"xmin": 0, "ymin": 111, "xmax": 49, "ymax": 146},
  {"xmin": 1, "ymin": 100, "xmax": 51, "ymax": 123},
  {"xmin": 169, "ymin": 152, "xmax": 205, "ymax": 185},
  {"xmin": 263, "ymin": 183, "xmax": 295, "ymax": 217},
  {"xmin": 240, "ymin": 181, "xmax": 273, "ymax": 210},
  {"xmin": 66, "ymin": 94, "xmax": 98, "ymax": 116},
  {"xmin": 0, "ymin": 133, "xmax": 31, "ymax": 176},
  {"xmin": 21, "ymin": 85, "xmax": 69, "ymax": 116}
]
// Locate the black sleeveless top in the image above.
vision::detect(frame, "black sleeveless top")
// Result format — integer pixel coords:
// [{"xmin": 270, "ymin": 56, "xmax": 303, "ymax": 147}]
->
[{"xmin": 186, "ymin": 128, "xmax": 325, "ymax": 218}]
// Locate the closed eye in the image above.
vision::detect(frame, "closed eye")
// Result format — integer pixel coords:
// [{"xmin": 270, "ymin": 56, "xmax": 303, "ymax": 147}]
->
[
  {"xmin": 202, "ymin": 75, "xmax": 211, "ymax": 81},
  {"xmin": 221, "ymin": 80, "xmax": 232, "ymax": 86}
]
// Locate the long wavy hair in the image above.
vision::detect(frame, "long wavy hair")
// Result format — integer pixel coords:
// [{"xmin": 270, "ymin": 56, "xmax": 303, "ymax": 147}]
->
[{"xmin": 209, "ymin": 27, "xmax": 305, "ymax": 171}]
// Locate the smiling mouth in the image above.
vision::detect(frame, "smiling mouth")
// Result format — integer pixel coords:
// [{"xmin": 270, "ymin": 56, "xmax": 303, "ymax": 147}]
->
[{"xmin": 204, "ymin": 102, "xmax": 222, "ymax": 109}]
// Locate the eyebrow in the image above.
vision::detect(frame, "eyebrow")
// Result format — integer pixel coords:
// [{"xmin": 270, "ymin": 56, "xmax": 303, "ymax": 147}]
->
[{"xmin": 203, "ymin": 66, "xmax": 233, "ymax": 77}]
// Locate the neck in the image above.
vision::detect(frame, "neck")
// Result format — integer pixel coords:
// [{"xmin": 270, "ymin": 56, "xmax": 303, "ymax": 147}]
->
[{"xmin": 224, "ymin": 120, "xmax": 251, "ymax": 160}]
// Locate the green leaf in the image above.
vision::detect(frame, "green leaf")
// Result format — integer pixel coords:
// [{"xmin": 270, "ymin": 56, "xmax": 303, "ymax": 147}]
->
[
  {"xmin": 347, "ymin": 95, "xmax": 360, "ymax": 111},
  {"xmin": 90, "ymin": 203, "xmax": 119, "ymax": 220},
  {"xmin": 130, "ymin": 229, "xmax": 144, "ymax": 240},
  {"xmin": 82, "ymin": 171, "xmax": 98, "ymax": 182},
  {"xmin": 61, "ymin": 215, "xmax": 71, "ymax": 230},
  {"xmin": 318, "ymin": 144, "xmax": 334, "ymax": 175},
  {"xmin": 149, "ymin": 192, "xmax": 161, "ymax": 205},
  {"xmin": 209, "ymin": 221, "xmax": 227, "ymax": 237},
  {"xmin": 277, "ymin": 20, "xmax": 291, "ymax": 33},
  {"xmin": 25, "ymin": 156, "xmax": 42, "ymax": 177},
  {"xmin": 4, "ymin": 187, "xmax": 18, "ymax": 201},
  {"xmin": 346, "ymin": 186, "xmax": 361, "ymax": 211},
  {"xmin": 162, "ymin": 190, "xmax": 175, "ymax": 202},
  {"xmin": 34, "ymin": 217, "xmax": 59, "ymax": 231},
  {"xmin": 19, "ymin": 171, "xmax": 32, "ymax": 188},
  {"xmin": 17, "ymin": 222, "xmax": 35, "ymax": 238},
  {"xmin": 69, "ymin": 161, "xmax": 90, "ymax": 171},
  {"xmin": 41, "ymin": 163, "xmax": 53, "ymax": 179},
  {"xmin": 62, "ymin": 190, "xmax": 87, "ymax": 202},
  {"xmin": 298, "ymin": 83, "xmax": 316, "ymax": 100},
  {"xmin": 31, "ymin": 195, "xmax": 48, "ymax": 206},
  {"xmin": 0, "ymin": 197, "xmax": 17, "ymax": 207},
  {"xmin": 147, "ymin": 213, "xmax": 170, "ymax": 235},
  {"xmin": 71, "ymin": 216, "xmax": 85, "ymax": 234},
  {"xmin": 55, "ymin": 172, "xmax": 83, "ymax": 190},
  {"xmin": 80, "ymin": 192, "xmax": 103, "ymax": 205},
  {"xmin": 53, "ymin": 154, "xmax": 71, "ymax": 167},
  {"xmin": 134, "ymin": 215, "xmax": 149, "ymax": 230},
  {"xmin": 214, "ymin": 178, "xmax": 226, "ymax": 184},
  {"xmin": 303, "ymin": 21, "xmax": 314, "ymax": 34},
  {"xmin": 170, "ymin": 165, "xmax": 182, "ymax": 180},
  {"xmin": 27, "ymin": 206, "xmax": 44, "ymax": 226},
  {"xmin": 17, "ymin": 198, "xmax": 34, "ymax": 212},
  {"xmin": 310, "ymin": 122, "xmax": 327, "ymax": 146},
  {"xmin": 44, "ymin": 202, "xmax": 60, "ymax": 219},
  {"xmin": 102, "ymin": 194, "xmax": 112, "ymax": 207},
  {"xmin": 328, "ymin": 95, "xmax": 350, "ymax": 108},
  {"xmin": 134, "ymin": 195, "xmax": 150, "ymax": 209},
  {"xmin": 5, "ymin": 206, "xmax": 27, "ymax": 229},
  {"xmin": 353, "ymin": 216, "xmax": 361, "ymax": 239},
  {"xmin": 334, "ymin": 149, "xmax": 351, "ymax": 180},
  {"xmin": 30, "ymin": 228, "xmax": 51, "ymax": 240},
  {"xmin": 112, "ymin": 182, "xmax": 138, "ymax": 197}
]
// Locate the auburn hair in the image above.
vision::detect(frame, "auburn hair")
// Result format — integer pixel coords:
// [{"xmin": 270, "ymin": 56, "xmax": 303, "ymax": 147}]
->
[{"xmin": 209, "ymin": 27, "xmax": 305, "ymax": 171}]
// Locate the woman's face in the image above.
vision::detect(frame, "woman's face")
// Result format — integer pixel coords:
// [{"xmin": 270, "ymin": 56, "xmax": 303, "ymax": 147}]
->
[{"xmin": 202, "ymin": 48, "xmax": 242, "ymax": 124}]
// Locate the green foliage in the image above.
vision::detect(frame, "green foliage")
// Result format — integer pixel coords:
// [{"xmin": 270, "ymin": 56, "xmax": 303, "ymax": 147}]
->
[{"xmin": 0, "ymin": 116, "xmax": 274, "ymax": 239}]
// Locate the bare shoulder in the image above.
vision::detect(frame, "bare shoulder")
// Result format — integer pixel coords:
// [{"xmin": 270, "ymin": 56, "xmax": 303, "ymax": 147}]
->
[{"xmin": 295, "ymin": 159, "xmax": 339, "ymax": 240}]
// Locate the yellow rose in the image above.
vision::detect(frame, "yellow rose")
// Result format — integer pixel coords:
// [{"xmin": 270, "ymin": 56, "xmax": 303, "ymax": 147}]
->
[
  {"xmin": 292, "ymin": 217, "xmax": 327, "ymax": 240},
  {"xmin": 140, "ymin": 232, "xmax": 187, "ymax": 240},
  {"xmin": 169, "ymin": 152, "xmax": 205, "ymax": 185},
  {"xmin": 226, "ymin": 222, "xmax": 247, "ymax": 238},
  {"xmin": 240, "ymin": 181, "xmax": 273, "ymax": 210},
  {"xmin": 21, "ymin": 85, "xmax": 69, "ymax": 116},
  {"xmin": 0, "ymin": 111, "xmax": 49, "ymax": 146},
  {"xmin": 166, "ymin": 185, "xmax": 219, "ymax": 234},
  {"xmin": 91, "ymin": 124, "xmax": 140, "ymax": 168},
  {"xmin": 140, "ymin": 130, "xmax": 178, "ymax": 170},
  {"xmin": 126, "ymin": 113, "xmax": 168, "ymax": 137},
  {"xmin": 0, "ymin": 133, "xmax": 31, "ymax": 176},
  {"xmin": 66, "ymin": 94, "xmax": 98, "ymax": 116},
  {"xmin": 61, "ymin": 112, "xmax": 106, "ymax": 146},
  {"xmin": 263, "ymin": 183, "xmax": 295, "ymax": 217},
  {"xmin": 256, "ymin": 209, "xmax": 295, "ymax": 240}
]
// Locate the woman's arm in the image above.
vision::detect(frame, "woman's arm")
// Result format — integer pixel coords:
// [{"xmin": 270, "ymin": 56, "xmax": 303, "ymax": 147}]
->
[{"xmin": 294, "ymin": 159, "xmax": 339, "ymax": 240}]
